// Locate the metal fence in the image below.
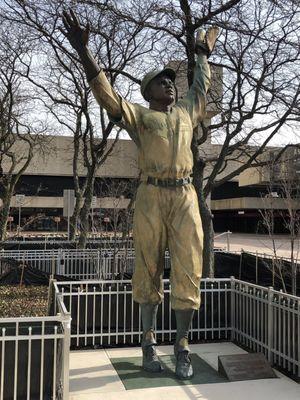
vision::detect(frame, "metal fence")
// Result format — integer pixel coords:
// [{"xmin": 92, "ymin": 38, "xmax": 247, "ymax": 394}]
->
[
  {"xmin": 1, "ymin": 247, "xmax": 295, "ymax": 274},
  {"xmin": 53, "ymin": 277, "xmax": 300, "ymax": 379},
  {"xmin": 53, "ymin": 278, "xmax": 232, "ymax": 348},
  {"xmin": 2, "ymin": 237, "xmax": 135, "ymax": 249},
  {"xmin": 0, "ymin": 275, "xmax": 299, "ymax": 397},
  {"xmin": 0, "ymin": 248, "xmax": 171, "ymax": 280},
  {"xmin": 231, "ymin": 278, "xmax": 300, "ymax": 378},
  {"xmin": 0, "ymin": 293, "xmax": 71, "ymax": 400}
]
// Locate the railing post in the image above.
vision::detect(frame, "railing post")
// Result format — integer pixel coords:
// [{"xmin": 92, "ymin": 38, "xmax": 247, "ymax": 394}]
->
[
  {"xmin": 51, "ymin": 250, "xmax": 56, "ymax": 276},
  {"xmin": 226, "ymin": 230, "xmax": 231, "ymax": 252},
  {"xmin": 230, "ymin": 276, "xmax": 235, "ymax": 341},
  {"xmin": 60, "ymin": 249, "xmax": 65, "ymax": 276},
  {"xmin": 57, "ymin": 249, "xmax": 62, "ymax": 275},
  {"xmin": 267, "ymin": 286, "xmax": 274, "ymax": 364},
  {"xmin": 239, "ymin": 251, "xmax": 243, "ymax": 280},
  {"xmin": 97, "ymin": 250, "xmax": 101, "ymax": 279},
  {"xmin": 297, "ymin": 300, "xmax": 300, "ymax": 378},
  {"xmin": 62, "ymin": 313, "xmax": 71, "ymax": 400},
  {"xmin": 255, "ymin": 251, "xmax": 258, "ymax": 284}
]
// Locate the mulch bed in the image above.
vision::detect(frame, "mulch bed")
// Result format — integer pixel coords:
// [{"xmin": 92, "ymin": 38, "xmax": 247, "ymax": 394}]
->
[{"xmin": 0, "ymin": 285, "xmax": 49, "ymax": 318}]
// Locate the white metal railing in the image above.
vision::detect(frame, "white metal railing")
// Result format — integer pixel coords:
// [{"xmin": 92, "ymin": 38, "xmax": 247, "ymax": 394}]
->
[
  {"xmin": 0, "ymin": 276, "xmax": 299, "ymax": 395},
  {"xmin": 0, "ymin": 294, "xmax": 71, "ymax": 400},
  {"xmin": 1, "ymin": 238, "xmax": 135, "ymax": 247},
  {"xmin": 231, "ymin": 277, "xmax": 300, "ymax": 378},
  {"xmin": 0, "ymin": 249, "xmax": 170, "ymax": 280},
  {"xmin": 53, "ymin": 277, "xmax": 300, "ymax": 379},
  {"xmin": 53, "ymin": 279, "xmax": 231, "ymax": 348},
  {"xmin": 214, "ymin": 230, "xmax": 232, "ymax": 251}
]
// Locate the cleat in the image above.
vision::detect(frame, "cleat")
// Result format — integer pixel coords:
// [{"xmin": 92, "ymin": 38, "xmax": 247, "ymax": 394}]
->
[
  {"xmin": 174, "ymin": 343, "xmax": 193, "ymax": 380},
  {"xmin": 142, "ymin": 341, "xmax": 163, "ymax": 372}
]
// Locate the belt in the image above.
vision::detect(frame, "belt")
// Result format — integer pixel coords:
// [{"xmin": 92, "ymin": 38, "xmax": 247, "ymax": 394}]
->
[{"xmin": 146, "ymin": 176, "xmax": 192, "ymax": 187}]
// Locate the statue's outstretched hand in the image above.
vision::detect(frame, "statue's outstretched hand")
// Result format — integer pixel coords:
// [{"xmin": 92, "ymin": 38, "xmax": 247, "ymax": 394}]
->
[
  {"xmin": 61, "ymin": 9, "xmax": 90, "ymax": 52},
  {"xmin": 195, "ymin": 27, "xmax": 219, "ymax": 57}
]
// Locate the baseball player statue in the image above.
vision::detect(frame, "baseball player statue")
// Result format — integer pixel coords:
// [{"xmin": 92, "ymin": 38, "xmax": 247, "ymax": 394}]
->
[{"xmin": 61, "ymin": 9, "xmax": 218, "ymax": 379}]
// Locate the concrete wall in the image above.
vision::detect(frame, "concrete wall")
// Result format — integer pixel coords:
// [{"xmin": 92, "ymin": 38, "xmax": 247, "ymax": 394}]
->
[
  {"xmin": 3, "ymin": 136, "xmax": 139, "ymax": 178},
  {"xmin": 211, "ymin": 196, "xmax": 300, "ymax": 210},
  {"xmin": 239, "ymin": 147, "xmax": 300, "ymax": 186},
  {"xmin": 9, "ymin": 195, "xmax": 131, "ymax": 209}
]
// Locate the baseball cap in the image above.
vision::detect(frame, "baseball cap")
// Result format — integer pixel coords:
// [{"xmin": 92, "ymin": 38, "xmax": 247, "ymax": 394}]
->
[{"xmin": 140, "ymin": 67, "xmax": 176, "ymax": 100}]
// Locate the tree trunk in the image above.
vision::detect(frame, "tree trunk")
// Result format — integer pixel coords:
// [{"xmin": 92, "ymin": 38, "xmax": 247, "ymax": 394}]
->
[
  {"xmin": 69, "ymin": 194, "xmax": 83, "ymax": 241},
  {"xmin": 78, "ymin": 174, "xmax": 95, "ymax": 249},
  {"xmin": 199, "ymin": 199, "xmax": 214, "ymax": 278},
  {"xmin": 291, "ymin": 236, "xmax": 296, "ymax": 296},
  {"xmin": 0, "ymin": 193, "xmax": 11, "ymax": 243},
  {"xmin": 192, "ymin": 140, "xmax": 215, "ymax": 278}
]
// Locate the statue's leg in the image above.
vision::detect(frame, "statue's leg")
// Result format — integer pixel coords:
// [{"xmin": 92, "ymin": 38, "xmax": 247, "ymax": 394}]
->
[
  {"xmin": 167, "ymin": 184, "xmax": 203, "ymax": 379},
  {"xmin": 140, "ymin": 303, "xmax": 163, "ymax": 372},
  {"xmin": 131, "ymin": 183, "xmax": 167, "ymax": 372},
  {"xmin": 174, "ymin": 309, "xmax": 195, "ymax": 379}
]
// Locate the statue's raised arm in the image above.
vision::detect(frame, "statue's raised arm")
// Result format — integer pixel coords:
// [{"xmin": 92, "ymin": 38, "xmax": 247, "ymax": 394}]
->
[
  {"xmin": 61, "ymin": 9, "xmax": 143, "ymax": 144},
  {"xmin": 61, "ymin": 9, "xmax": 100, "ymax": 82},
  {"xmin": 61, "ymin": 9, "xmax": 129, "ymax": 125},
  {"xmin": 176, "ymin": 27, "xmax": 219, "ymax": 128},
  {"xmin": 195, "ymin": 27, "xmax": 219, "ymax": 57}
]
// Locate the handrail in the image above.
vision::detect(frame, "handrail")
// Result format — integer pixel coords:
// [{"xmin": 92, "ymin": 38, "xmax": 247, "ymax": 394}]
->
[
  {"xmin": 214, "ymin": 230, "xmax": 232, "ymax": 251},
  {"xmin": 214, "ymin": 230, "xmax": 232, "ymax": 239}
]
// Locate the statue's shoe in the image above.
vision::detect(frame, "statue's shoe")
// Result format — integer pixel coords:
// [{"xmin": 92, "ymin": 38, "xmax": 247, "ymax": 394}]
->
[
  {"xmin": 142, "ymin": 341, "xmax": 163, "ymax": 372},
  {"xmin": 174, "ymin": 345, "xmax": 194, "ymax": 379}
]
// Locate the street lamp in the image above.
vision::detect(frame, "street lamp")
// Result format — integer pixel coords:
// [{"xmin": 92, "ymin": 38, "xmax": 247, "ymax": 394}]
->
[
  {"xmin": 15, "ymin": 194, "xmax": 25, "ymax": 235},
  {"xmin": 91, "ymin": 196, "xmax": 97, "ymax": 234}
]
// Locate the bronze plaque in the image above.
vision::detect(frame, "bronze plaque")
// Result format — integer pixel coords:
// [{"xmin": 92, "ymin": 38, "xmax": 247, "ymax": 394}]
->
[{"xmin": 218, "ymin": 353, "xmax": 277, "ymax": 381}]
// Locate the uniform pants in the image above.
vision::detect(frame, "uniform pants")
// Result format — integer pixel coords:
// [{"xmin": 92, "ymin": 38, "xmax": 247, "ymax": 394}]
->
[{"xmin": 132, "ymin": 182, "xmax": 203, "ymax": 310}]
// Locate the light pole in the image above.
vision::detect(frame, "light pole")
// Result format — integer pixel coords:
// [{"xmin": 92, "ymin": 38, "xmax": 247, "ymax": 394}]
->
[
  {"xmin": 104, "ymin": 216, "xmax": 110, "ymax": 239},
  {"xmin": 63, "ymin": 189, "xmax": 75, "ymax": 241},
  {"xmin": 15, "ymin": 194, "xmax": 25, "ymax": 235},
  {"xmin": 54, "ymin": 216, "xmax": 61, "ymax": 233},
  {"xmin": 91, "ymin": 196, "xmax": 97, "ymax": 234}
]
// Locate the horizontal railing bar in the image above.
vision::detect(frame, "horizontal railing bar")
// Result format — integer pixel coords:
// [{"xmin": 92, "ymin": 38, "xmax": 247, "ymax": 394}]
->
[
  {"xmin": 234, "ymin": 330, "xmax": 269, "ymax": 349},
  {"xmin": 0, "ymin": 316, "xmax": 68, "ymax": 323},
  {"xmin": 60, "ymin": 291, "xmax": 230, "ymax": 298},
  {"xmin": 71, "ymin": 328, "xmax": 232, "ymax": 339},
  {"xmin": 56, "ymin": 296, "xmax": 71, "ymax": 316},
  {"xmin": 54, "ymin": 278, "xmax": 231, "ymax": 287},
  {"xmin": 0, "ymin": 334, "xmax": 66, "ymax": 341},
  {"xmin": 233, "ymin": 278, "xmax": 300, "ymax": 301},
  {"xmin": 271, "ymin": 349, "xmax": 300, "ymax": 363}
]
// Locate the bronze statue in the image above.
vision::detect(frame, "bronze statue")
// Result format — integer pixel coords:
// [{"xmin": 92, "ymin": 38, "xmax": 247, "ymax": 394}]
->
[{"xmin": 61, "ymin": 9, "xmax": 218, "ymax": 379}]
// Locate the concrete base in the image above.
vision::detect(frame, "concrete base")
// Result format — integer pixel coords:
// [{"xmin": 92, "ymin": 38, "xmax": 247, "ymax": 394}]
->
[{"xmin": 69, "ymin": 343, "xmax": 300, "ymax": 400}]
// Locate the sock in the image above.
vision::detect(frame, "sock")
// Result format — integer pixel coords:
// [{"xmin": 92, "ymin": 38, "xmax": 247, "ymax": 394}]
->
[
  {"xmin": 175, "ymin": 309, "xmax": 195, "ymax": 348},
  {"xmin": 141, "ymin": 303, "xmax": 158, "ymax": 342}
]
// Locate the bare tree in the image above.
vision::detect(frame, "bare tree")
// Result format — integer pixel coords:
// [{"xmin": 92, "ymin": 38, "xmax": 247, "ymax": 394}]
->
[
  {"xmin": 0, "ymin": 21, "xmax": 47, "ymax": 242},
  {"xmin": 2, "ymin": 1, "xmax": 300, "ymax": 270},
  {"xmin": 3, "ymin": 0, "xmax": 156, "ymax": 247},
  {"xmin": 85, "ymin": 0, "xmax": 300, "ymax": 276},
  {"xmin": 259, "ymin": 146, "xmax": 300, "ymax": 294}
]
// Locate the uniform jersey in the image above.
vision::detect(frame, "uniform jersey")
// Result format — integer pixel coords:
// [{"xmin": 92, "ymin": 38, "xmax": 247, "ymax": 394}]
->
[{"xmin": 89, "ymin": 54, "xmax": 211, "ymax": 180}]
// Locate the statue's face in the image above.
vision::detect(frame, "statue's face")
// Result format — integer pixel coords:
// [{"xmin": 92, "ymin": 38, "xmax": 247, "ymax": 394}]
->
[{"xmin": 147, "ymin": 74, "xmax": 176, "ymax": 105}]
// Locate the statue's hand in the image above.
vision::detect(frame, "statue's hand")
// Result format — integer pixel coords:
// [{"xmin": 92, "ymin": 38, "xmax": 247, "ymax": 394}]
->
[
  {"xmin": 195, "ymin": 27, "xmax": 219, "ymax": 57},
  {"xmin": 61, "ymin": 9, "xmax": 90, "ymax": 52}
]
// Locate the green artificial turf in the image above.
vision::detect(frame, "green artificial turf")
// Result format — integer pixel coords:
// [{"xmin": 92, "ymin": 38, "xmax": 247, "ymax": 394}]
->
[{"xmin": 110, "ymin": 353, "xmax": 228, "ymax": 390}]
